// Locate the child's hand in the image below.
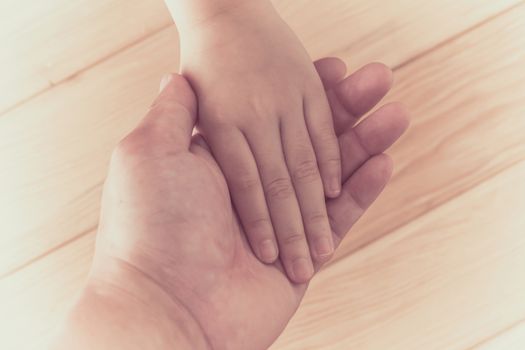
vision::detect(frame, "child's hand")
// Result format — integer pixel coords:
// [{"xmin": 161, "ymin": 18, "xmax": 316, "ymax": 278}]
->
[{"xmin": 176, "ymin": 1, "xmax": 340, "ymax": 283}]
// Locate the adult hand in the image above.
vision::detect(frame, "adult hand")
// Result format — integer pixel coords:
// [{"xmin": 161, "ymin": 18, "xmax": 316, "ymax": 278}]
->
[{"xmin": 54, "ymin": 58, "xmax": 409, "ymax": 350}]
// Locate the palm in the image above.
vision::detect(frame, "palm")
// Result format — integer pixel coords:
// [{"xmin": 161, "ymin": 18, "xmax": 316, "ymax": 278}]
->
[
  {"xmin": 122, "ymin": 143, "xmax": 305, "ymax": 347},
  {"xmin": 97, "ymin": 59, "xmax": 409, "ymax": 350}
]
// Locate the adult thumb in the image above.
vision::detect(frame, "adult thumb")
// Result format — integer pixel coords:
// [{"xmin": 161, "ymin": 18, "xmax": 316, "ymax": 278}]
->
[{"xmin": 143, "ymin": 73, "xmax": 198, "ymax": 151}]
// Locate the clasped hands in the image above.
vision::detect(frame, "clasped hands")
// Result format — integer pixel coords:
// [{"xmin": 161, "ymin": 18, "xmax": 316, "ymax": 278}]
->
[{"xmin": 51, "ymin": 3, "xmax": 409, "ymax": 349}]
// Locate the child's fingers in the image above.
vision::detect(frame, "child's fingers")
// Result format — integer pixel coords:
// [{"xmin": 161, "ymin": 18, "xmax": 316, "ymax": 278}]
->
[
  {"xmin": 329, "ymin": 62, "xmax": 393, "ymax": 134},
  {"xmin": 303, "ymin": 90, "xmax": 342, "ymax": 198},
  {"xmin": 281, "ymin": 119, "xmax": 334, "ymax": 263},
  {"xmin": 205, "ymin": 128, "xmax": 277, "ymax": 263},
  {"xmin": 245, "ymin": 125, "xmax": 314, "ymax": 283},
  {"xmin": 326, "ymin": 154, "xmax": 393, "ymax": 249},
  {"xmin": 339, "ymin": 102, "xmax": 410, "ymax": 182}
]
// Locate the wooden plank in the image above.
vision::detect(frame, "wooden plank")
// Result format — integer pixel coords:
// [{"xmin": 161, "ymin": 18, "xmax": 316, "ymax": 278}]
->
[
  {"xmin": 1, "ymin": 0, "xmax": 519, "ymax": 114},
  {"xmin": 1, "ymin": 147, "xmax": 523, "ymax": 349},
  {"xmin": 472, "ymin": 320, "xmax": 525, "ymax": 350},
  {"xmin": 0, "ymin": 0, "xmax": 172, "ymax": 114},
  {"xmin": 1, "ymin": 1, "xmax": 524, "ymax": 278},
  {"xmin": 2, "ymin": 0, "xmax": 525, "ymax": 279},
  {"xmin": 271, "ymin": 160, "xmax": 525, "ymax": 349},
  {"xmin": 0, "ymin": 27, "xmax": 180, "ymax": 277},
  {"xmin": 331, "ymin": 2, "xmax": 525, "ymax": 262},
  {"xmin": 1, "ymin": 1, "xmax": 524, "ymax": 349},
  {"xmin": 275, "ymin": 0, "xmax": 521, "ymax": 67},
  {"xmin": 0, "ymin": 233, "xmax": 95, "ymax": 349}
]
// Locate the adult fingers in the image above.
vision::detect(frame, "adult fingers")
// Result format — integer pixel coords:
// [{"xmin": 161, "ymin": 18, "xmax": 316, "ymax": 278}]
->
[
  {"xmin": 326, "ymin": 154, "xmax": 393, "ymax": 248},
  {"xmin": 339, "ymin": 102, "xmax": 410, "ymax": 181},
  {"xmin": 327, "ymin": 63, "xmax": 393, "ymax": 135},
  {"xmin": 119, "ymin": 73, "xmax": 198, "ymax": 157}
]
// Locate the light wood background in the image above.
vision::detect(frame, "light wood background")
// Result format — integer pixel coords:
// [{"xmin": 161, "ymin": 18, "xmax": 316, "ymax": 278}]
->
[{"xmin": 1, "ymin": 0, "xmax": 524, "ymax": 349}]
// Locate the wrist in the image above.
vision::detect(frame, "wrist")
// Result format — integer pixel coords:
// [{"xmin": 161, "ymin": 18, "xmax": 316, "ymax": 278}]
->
[
  {"xmin": 165, "ymin": 0, "xmax": 273, "ymax": 34},
  {"xmin": 51, "ymin": 256, "xmax": 212, "ymax": 350}
]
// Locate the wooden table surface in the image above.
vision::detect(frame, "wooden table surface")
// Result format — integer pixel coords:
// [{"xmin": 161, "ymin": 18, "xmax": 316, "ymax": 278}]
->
[{"xmin": 1, "ymin": 0, "xmax": 524, "ymax": 349}]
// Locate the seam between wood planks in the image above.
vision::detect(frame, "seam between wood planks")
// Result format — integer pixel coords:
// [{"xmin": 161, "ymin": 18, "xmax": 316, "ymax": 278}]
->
[
  {"xmin": 464, "ymin": 317, "xmax": 525, "ymax": 349},
  {"xmin": 392, "ymin": 1, "xmax": 524, "ymax": 71},
  {"xmin": 1, "ymin": 2, "xmax": 522, "ymax": 117},
  {"xmin": 1, "ymin": 2, "xmax": 524, "ymax": 279},
  {"xmin": 327, "ymin": 155, "xmax": 525, "ymax": 267},
  {"xmin": 0, "ymin": 23, "xmax": 173, "ymax": 117},
  {"xmin": 0, "ymin": 224, "xmax": 97, "ymax": 280},
  {"xmin": 2, "ymin": 154, "xmax": 524, "ymax": 283}
]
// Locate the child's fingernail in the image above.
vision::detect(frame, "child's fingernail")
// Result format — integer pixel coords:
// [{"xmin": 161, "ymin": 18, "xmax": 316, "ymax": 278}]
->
[
  {"xmin": 315, "ymin": 237, "xmax": 334, "ymax": 259},
  {"xmin": 259, "ymin": 239, "xmax": 278, "ymax": 262},
  {"xmin": 329, "ymin": 179, "xmax": 341, "ymax": 197},
  {"xmin": 292, "ymin": 258, "xmax": 314, "ymax": 282},
  {"xmin": 159, "ymin": 73, "xmax": 173, "ymax": 92}
]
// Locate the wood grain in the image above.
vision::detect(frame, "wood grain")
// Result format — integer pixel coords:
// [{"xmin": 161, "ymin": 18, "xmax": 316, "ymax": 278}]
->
[
  {"xmin": 473, "ymin": 320, "xmax": 525, "ymax": 350},
  {"xmin": 2, "ymin": 134, "xmax": 524, "ymax": 349},
  {"xmin": 0, "ymin": 27, "xmax": 180, "ymax": 277},
  {"xmin": 331, "ymin": 2, "xmax": 525, "ymax": 262},
  {"xmin": 0, "ymin": 0, "xmax": 172, "ymax": 114},
  {"xmin": 1, "ymin": 0, "xmax": 523, "ymax": 278},
  {"xmin": 271, "ymin": 160, "xmax": 525, "ymax": 349},
  {"xmin": 1, "ymin": 1, "xmax": 524, "ymax": 349},
  {"xmin": 1, "ymin": 0, "xmax": 519, "ymax": 113},
  {"xmin": 0, "ymin": 233, "xmax": 95, "ymax": 349}
]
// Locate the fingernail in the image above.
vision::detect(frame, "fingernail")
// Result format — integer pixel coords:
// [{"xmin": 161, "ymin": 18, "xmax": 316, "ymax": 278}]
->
[
  {"xmin": 329, "ymin": 179, "xmax": 341, "ymax": 197},
  {"xmin": 315, "ymin": 237, "xmax": 334, "ymax": 259},
  {"xmin": 159, "ymin": 73, "xmax": 173, "ymax": 92},
  {"xmin": 292, "ymin": 258, "xmax": 314, "ymax": 282},
  {"xmin": 259, "ymin": 239, "xmax": 278, "ymax": 262}
]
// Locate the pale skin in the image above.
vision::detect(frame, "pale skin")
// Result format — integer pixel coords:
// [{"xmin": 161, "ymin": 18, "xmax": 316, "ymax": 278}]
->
[
  {"xmin": 50, "ymin": 58, "xmax": 409, "ymax": 350},
  {"xmin": 165, "ymin": 0, "xmax": 350, "ymax": 282}
]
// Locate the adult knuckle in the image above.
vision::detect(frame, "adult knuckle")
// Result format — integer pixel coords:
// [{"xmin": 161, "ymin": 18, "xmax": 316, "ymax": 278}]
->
[
  {"xmin": 149, "ymin": 101, "xmax": 187, "ymax": 126},
  {"xmin": 149, "ymin": 100, "xmax": 185, "ymax": 119},
  {"xmin": 265, "ymin": 177, "xmax": 294, "ymax": 199},
  {"xmin": 112, "ymin": 123, "xmax": 162, "ymax": 167},
  {"xmin": 338, "ymin": 130, "xmax": 355, "ymax": 153},
  {"xmin": 112, "ymin": 134, "xmax": 144, "ymax": 163},
  {"xmin": 348, "ymin": 185, "xmax": 367, "ymax": 211}
]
